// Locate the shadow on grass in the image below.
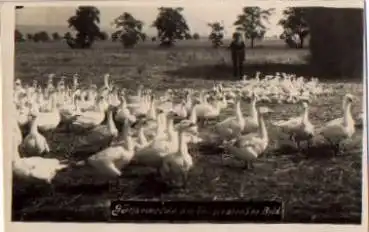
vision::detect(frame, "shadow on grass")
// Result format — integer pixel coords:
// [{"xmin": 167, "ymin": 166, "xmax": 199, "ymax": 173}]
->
[{"xmin": 164, "ymin": 63, "xmax": 363, "ymax": 82}]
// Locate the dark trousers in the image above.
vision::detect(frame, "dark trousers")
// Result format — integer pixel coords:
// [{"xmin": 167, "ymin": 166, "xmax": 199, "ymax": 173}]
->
[{"xmin": 232, "ymin": 57, "xmax": 244, "ymax": 79}]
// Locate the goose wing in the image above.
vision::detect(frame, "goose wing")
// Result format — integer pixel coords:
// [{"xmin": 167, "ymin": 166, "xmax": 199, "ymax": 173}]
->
[
  {"xmin": 324, "ymin": 117, "xmax": 343, "ymax": 127},
  {"xmin": 194, "ymin": 104, "xmax": 215, "ymax": 117},
  {"xmin": 72, "ymin": 126, "xmax": 116, "ymax": 157},
  {"xmin": 271, "ymin": 116, "xmax": 301, "ymax": 129},
  {"xmin": 235, "ymin": 133, "xmax": 262, "ymax": 148},
  {"xmin": 243, "ymin": 116, "xmax": 259, "ymax": 133},
  {"xmin": 215, "ymin": 117, "xmax": 242, "ymax": 138},
  {"xmin": 316, "ymin": 123, "xmax": 345, "ymax": 140}
]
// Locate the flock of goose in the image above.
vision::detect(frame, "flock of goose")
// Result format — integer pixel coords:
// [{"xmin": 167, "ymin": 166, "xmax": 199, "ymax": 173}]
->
[{"xmin": 12, "ymin": 72, "xmax": 362, "ymax": 187}]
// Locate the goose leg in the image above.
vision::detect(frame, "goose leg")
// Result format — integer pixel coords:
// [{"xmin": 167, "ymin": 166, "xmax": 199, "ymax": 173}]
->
[
  {"xmin": 307, "ymin": 139, "xmax": 312, "ymax": 149},
  {"xmin": 296, "ymin": 140, "xmax": 301, "ymax": 151},
  {"xmin": 44, "ymin": 141, "xmax": 51, "ymax": 153},
  {"xmin": 289, "ymin": 134, "xmax": 294, "ymax": 142},
  {"xmin": 333, "ymin": 143, "xmax": 341, "ymax": 156},
  {"xmin": 325, "ymin": 138, "xmax": 338, "ymax": 155},
  {"xmin": 182, "ymin": 172, "xmax": 188, "ymax": 188},
  {"xmin": 203, "ymin": 119, "xmax": 207, "ymax": 127},
  {"xmin": 243, "ymin": 161, "xmax": 253, "ymax": 170},
  {"xmin": 101, "ymin": 162, "xmax": 122, "ymax": 178},
  {"xmin": 248, "ymin": 161, "xmax": 254, "ymax": 169}
]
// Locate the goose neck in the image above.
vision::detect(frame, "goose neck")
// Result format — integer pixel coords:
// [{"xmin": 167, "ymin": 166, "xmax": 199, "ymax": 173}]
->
[
  {"xmin": 189, "ymin": 106, "xmax": 197, "ymax": 124},
  {"xmin": 29, "ymin": 117, "xmax": 39, "ymax": 135},
  {"xmin": 119, "ymin": 97, "xmax": 127, "ymax": 109},
  {"xmin": 148, "ymin": 100, "xmax": 156, "ymax": 119},
  {"xmin": 251, "ymin": 99, "xmax": 257, "ymax": 119},
  {"xmin": 166, "ymin": 117, "xmax": 176, "ymax": 140},
  {"xmin": 156, "ymin": 114, "xmax": 165, "ymax": 135},
  {"xmin": 186, "ymin": 94, "xmax": 192, "ymax": 103},
  {"xmin": 106, "ymin": 110, "xmax": 117, "ymax": 132},
  {"xmin": 177, "ymin": 130, "xmax": 188, "ymax": 154},
  {"xmin": 97, "ymin": 99, "xmax": 106, "ymax": 111},
  {"xmin": 138, "ymin": 126, "xmax": 147, "ymax": 144},
  {"xmin": 137, "ymin": 88, "xmax": 143, "ymax": 97},
  {"xmin": 258, "ymin": 113, "xmax": 268, "ymax": 141},
  {"xmin": 124, "ymin": 125, "xmax": 134, "ymax": 151},
  {"xmin": 343, "ymin": 101, "xmax": 353, "ymax": 127},
  {"xmin": 302, "ymin": 105, "xmax": 309, "ymax": 123},
  {"xmin": 235, "ymin": 100, "xmax": 243, "ymax": 121},
  {"xmin": 211, "ymin": 99, "xmax": 220, "ymax": 111},
  {"xmin": 51, "ymin": 93, "xmax": 58, "ymax": 111},
  {"xmin": 74, "ymin": 99, "xmax": 81, "ymax": 113}
]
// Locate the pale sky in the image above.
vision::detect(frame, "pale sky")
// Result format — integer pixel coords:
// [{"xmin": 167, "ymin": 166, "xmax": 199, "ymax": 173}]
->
[{"xmin": 15, "ymin": 5, "xmax": 285, "ymax": 37}]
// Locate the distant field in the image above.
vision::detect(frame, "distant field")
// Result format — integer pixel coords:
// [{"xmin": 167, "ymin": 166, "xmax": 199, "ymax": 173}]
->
[
  {"xmin": 12, "ymin": 39, "xmax": 363, "ymax": 223},
  {"xmin": 15, "ymin": 39, "xmax": 311, "ymax": 87}
]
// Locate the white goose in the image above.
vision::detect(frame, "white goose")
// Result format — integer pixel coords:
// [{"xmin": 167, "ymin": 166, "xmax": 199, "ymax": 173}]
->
[
  {"xmin": 19, "ymin": 110, "xmax": 50, "ymax": 157},
  {"xmin": 271, "ymin": 99, "xmax": 315, "ymax": 150},
  {"xmin": 242, "ymin": 92, "xmax": 262, "ymax": 134},
  {"xmin": 114, "ymin": 93, "xmax": 136, "ymax": 124},
  {"xmin": 126, "ymin": 84, "xmax": 144, "ymax": 104},
  {"xmin": 79, "ymin": 118, "xmax": 136, "ymax": 178},
  {"xmin": 71, "ymin": 96, "xmax": 106, "ymax": 130},
  {"xmin": 194, "ymin": 94, "xmax": 222, "ymax": 125},
  {"xmin": 71, "ymin": 105, "xmax": 119, "ymax": 157},
  {"xmin": 214, "ymin": 95, "xmax": 245, "ymax": 142},
  {"xmin": 160, "ymin": 121, "xmax": 198, "ymax": 187},
  {"xmin": 133, "ymin": 111, "xmax": 178, "ymax": 171},
  {"xmin": 143, "ymin": 108, "xmax": 166, "ymax": 140},
  {"xmin": 225, "ymin": 106, "xmax": 273, "ymax": 169},
  {"xmin": 180, "ymin": 103, "xmax": 203, "ymax": 144},
  {"xmin": 316, "ymin": 93, "xmax": 356, "ymax": 155},
  {"xmin": 16, "ymin": 93, "xmax": 30, "ymax": 127},
  {"xmin": 12, "ymin": 151, "xmax": 67, "ymax": 184},
  {"xmin": 173, "ymin": 99, "xmax": 188, "ymax": 118},
  {"xmin": 132, "ymin": 116, "xmax": 150, "ymax": 150},
  {"xmin": 34, "ymin": 91, "xmax": 61, "ymax": 133}
]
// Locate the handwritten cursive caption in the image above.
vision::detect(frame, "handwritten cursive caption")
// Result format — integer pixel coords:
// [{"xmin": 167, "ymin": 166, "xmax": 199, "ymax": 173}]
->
[{"xmin": 110, "ymin": 201, "xmax": 283, "ymax": 222}]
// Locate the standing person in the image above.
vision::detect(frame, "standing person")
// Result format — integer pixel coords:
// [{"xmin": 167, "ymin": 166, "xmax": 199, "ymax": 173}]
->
[{"xmin": 229, "ymin": 32, "xmax": 246, "ymax": 79}]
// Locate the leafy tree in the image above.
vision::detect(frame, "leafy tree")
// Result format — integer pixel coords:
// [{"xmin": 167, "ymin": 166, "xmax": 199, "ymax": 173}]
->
[
  {"xmin": 14, "ymin": 30, "xmax": 24, "ymax": 42},
  {"xmin": 208, "ymin": 22, "xmax": 224, "ymax": 48},
  {"xmin": 152, "ymin": 7, "xmax": 190, "ymax": 47},
  {"xmin": 111, "ymin": 31, "xmax": 119, "ymax": 42},
  {"xmin": 279, "ymin": 31, "xmax": 299, "ymax": 48},
  {"xmin": 64, "ymin": 32, "xmax": 73, "ymax": 39},
  {"xmin": 52, "ymin": 32, "xmax": 61, "ymax": 41},
  {"xmin": 234, "ymin": 7, "xmax": 274, "ymax": 48},
  {"xmin": 98, "ymin": 31, "xmax": 108, "ymax": 41},
  {"xmin": 192, "ymin": 33, "xmax": 200, "ymax": 40},
  {"xmin": 26, "ymin": 33, "xmax": 33, "ymax": 41},
  {"xmin": 34, "ymin": 31, "xmax": 50, "ymax": 42},
  {"xmin": 278, "ymin": 7, "xmax": 309, "ymax": 48},
  {"xmin": 67, "ymin": 6, "xmax": 101, "ymax": 49},
  {"xmin": 141, "ymin": 33, "xmax": 147, "ymax": 42},
  {"xmin": 112, "ymin": 12, "xmax": 145, "ymax": 48},
  {"xmin": 185, "ymin": 33, "xmax": 192, "ymax": 40}
]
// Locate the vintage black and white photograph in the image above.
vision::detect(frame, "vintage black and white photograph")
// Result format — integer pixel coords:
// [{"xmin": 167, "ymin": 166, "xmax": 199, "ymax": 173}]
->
[{"xmin": 9, "ymin": 0, "xmax": 365, "ymax": 225}]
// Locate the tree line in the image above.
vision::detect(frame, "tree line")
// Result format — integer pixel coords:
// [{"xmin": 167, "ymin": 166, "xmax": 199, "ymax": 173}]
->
[{"xmin": 15, "ymin": 6, "xmax": 309, "ymax": 49}]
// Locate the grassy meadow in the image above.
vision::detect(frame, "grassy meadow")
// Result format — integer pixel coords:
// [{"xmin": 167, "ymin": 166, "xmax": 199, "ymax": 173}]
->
[{"xmin": 12, "ymin": 39, "xmax": 364, "ymax": 223}]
